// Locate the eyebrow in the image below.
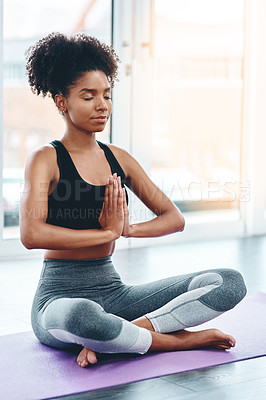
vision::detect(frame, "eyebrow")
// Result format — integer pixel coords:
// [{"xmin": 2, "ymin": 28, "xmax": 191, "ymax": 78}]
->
[{"xmin": 79, "ymin": 88, "xmax": 111, "ymax": 94}]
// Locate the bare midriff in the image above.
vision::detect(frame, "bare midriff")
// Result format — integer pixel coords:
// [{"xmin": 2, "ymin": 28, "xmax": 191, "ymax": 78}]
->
[{"xmin": 44, "ymin": 240, "xmax": 115, "ymax": 260}]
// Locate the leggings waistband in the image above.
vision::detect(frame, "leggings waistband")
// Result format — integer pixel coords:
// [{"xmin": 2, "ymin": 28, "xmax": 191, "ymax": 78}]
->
[
  {"xmin": 44, "ymin": 255, "xmax": 112, "ymax": 265},
  {"xmin": 41, "ymin": 256, "xmax": 115, "ymax": 280}
]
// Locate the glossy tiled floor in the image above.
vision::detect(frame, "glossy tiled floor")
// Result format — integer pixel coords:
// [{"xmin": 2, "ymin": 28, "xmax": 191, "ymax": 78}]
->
[{"xmin": 1, "ymin": 235, "xmax": 266, "ymax": 399}]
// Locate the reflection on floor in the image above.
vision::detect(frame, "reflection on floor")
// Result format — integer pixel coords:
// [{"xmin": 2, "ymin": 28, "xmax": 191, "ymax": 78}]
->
[{"xmin": 1, "ymin": 235, "xmax": 266, "ymax": 399}]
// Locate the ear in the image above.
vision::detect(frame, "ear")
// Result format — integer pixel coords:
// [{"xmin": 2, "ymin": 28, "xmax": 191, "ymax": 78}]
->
[{"xmin": 55, "ymin": 94, "xmax": 67, "ymax": 114}]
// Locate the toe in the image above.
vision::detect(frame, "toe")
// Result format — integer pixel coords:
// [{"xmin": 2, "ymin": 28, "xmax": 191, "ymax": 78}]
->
[
  {"xmin": 87, "ymin": 349, "xmax": 98, "ymax": 364},
  {"xmin": 80, "ymin": 360, "xmax": 89, "ymax": 368},
  {"xmin": 228, "ymin": 336, "xmax": 236, "ymax": 347},
  {"xmin": 77, "ymin": 347, "xmax": 89, "ymax": 365}
]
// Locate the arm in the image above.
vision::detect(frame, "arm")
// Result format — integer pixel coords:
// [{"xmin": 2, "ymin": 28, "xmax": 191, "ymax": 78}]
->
[
  {"xmin": 20, "ymin": 148, "xmax": 123, "ymax": 250},
  {"xmin": 109, "ymin": 146, "xmax": 185, "ymax": 238}
]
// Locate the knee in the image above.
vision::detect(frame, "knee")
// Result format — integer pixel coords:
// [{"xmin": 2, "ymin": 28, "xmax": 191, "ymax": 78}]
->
[
  {"xmin": 217, "ymin": 268, "xmax": 247, "ymax": 310},
  {"xmin": 63, "ymin": 299, "xmax": 122, "ymax": 341},
  {"xmin": 63, "ymin": 299, "xmax": 97, "ymax": 330},
  {"xmin": 200, "ymin": 268, "xmax": 247, "ymax": 312},
  {"xmin": 226, "ymin": 268, "xmax": 247, "ymax": 302}
]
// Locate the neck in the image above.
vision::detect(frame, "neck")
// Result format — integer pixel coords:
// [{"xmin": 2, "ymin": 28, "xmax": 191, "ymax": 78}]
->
[{"xmin": 61, "ymin": 129, "xmax": 99, "ymax": 151}]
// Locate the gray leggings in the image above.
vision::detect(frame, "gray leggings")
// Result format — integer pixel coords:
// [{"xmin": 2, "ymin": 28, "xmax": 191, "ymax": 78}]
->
[{"xmin": 31, "ymin": 257, "xmax": 247, "ymax": 354}]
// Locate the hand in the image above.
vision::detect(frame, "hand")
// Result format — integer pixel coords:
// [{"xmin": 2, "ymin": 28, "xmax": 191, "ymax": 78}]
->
[
  {"xmin": 98, "ymin": 173, "xmax": 124, "ymax": 239},
  {"xmin": 121, "ymin": 187, "xmax": 133, "ymax": 237}
]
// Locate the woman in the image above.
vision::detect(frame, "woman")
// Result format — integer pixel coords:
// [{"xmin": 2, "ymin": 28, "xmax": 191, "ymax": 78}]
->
[{"xmin": 20, "ymin": 33, "xmax": 247, "ymax": 368}]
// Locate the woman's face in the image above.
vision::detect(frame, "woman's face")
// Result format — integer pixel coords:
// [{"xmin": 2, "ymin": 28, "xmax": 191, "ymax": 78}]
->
[{"xmin": 63, "ymin": 70, "xmax": 112, "ymax": 133}]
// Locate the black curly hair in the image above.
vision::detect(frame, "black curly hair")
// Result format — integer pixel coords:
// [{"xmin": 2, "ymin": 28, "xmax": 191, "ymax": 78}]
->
[{"xmin": 25, "ymin": 32, "xmax": 120, "ymax": 100}]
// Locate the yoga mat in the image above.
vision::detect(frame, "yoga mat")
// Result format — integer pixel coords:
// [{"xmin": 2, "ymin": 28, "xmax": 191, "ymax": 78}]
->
[{"xmin": 1, "ymin": 293, "xmax": 266, "ymax": 400}]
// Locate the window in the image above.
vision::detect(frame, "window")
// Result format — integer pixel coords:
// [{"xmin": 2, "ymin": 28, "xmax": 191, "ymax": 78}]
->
[
  {"xmin": 150, "ymin": 0, "xmax": 245, "ymax": 218},
  {"xmin": 2, "ymin": 0, "xmax": 112, "ymax": 240}
]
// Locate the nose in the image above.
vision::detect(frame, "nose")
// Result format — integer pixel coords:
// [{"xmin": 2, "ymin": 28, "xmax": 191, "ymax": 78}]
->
[{"xmin": 95, "ymin": 97, "xmax": 108, "ymax": 111}]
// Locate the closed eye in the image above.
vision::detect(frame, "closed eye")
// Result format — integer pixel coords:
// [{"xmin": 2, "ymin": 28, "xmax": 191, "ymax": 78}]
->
[{"xmin": 83, "ymin": 97, "xmax": 111, "ymax": 101}]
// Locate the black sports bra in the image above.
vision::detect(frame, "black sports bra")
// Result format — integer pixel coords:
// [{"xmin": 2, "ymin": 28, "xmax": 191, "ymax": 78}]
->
[{"xmin": 46, "ymin": 140, "xmax": 128, "ymax": 230}]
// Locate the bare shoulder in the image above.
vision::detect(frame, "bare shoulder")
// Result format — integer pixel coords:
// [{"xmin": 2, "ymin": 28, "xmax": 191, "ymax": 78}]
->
[
  {"xmin": 26, "ymin": 143, "xmax": 53, "ymax": 161},
  {"xmin": 108, "ymin": 145, "xmax": 149, "ymax": 185},
  {"xmin": 107, "ymin": 143, "xmax": 139, "ymax": 178},
  {"xmin": 25, "ymin": 144, "xmax": 57, "ymax": 180},
  {"xmin": 107, "ymin": 143, "xmax": 131, "ymax": 160}
]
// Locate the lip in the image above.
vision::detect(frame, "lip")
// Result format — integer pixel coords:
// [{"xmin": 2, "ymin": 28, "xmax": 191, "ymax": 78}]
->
[{"xmin": 91, "ymin": 116, "xmax": 108, "ymax": 123}]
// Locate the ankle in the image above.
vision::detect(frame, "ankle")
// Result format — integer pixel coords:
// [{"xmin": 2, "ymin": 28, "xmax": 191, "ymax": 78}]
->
[
  {"xmin": 132, "ymin": 316, "xmax": 155, "ymax": 331},
  {"xmin": 149, "ymin": 331, "xmax": 177, "ymax": 352}
]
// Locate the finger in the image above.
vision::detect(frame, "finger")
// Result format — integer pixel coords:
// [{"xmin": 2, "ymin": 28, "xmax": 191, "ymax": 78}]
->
[
  {"xmin": 118, "ymin": 177, "xmax": 124, "ymax": 202},
  {"xmin": 104, "ymin": 179, "xmax": 109, "ymax": 205},
  {"xmin": 118, "ymin": 188, "xmax": 124, "ymax": 215},
  {"xmin": 117, "ymin": 177, "xmax": 122, "ymax": 207},
  {"xmin": 122, "ymin": 187, "xmax": 126, "ymax": 205},
  {"xmin": 112, "ymin": 177, "xmax": 119, "ymax": 209},
  {"xmin": 122, "ymin": 188, "xmax": 128, "ymax": 210},
  {"xmin": 113, "ymin": 172, "xmax": 118, "ymax": 204},
  {"xmin": 108, "ymin": 175, "xmax": 113, "ymax": 210},
  {"xmin": 122, "ymin": 188, "xmax": 129, "ymax": 217}
]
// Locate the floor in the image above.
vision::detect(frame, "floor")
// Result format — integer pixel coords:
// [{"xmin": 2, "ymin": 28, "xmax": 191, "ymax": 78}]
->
[{"xmin": 1, "ymin": 235, "xmax": 266, "ymax": 399}]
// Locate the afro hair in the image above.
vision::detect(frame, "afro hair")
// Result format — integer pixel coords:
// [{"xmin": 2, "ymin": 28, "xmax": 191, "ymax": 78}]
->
[{"xmin": 25, "ymin": 32, "xmax": 120, "ymax": 100}]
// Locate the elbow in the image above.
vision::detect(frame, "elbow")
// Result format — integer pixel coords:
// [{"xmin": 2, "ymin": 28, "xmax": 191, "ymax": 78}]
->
[
  {"xmin": 164, "ymin": 206, "xmax": 185, "ymax": 234},
  {"xmin": 177, "ymin": 214, "xmax": 185, "ymax": 232},
  {"xmin": 24, "ymin": 242, "xmax": 35, "ymax": 250},
  {"xmin": 20, "ymin": 235, "xmax": 35, "ymax": 250},
  {"xmin": 20, "ymin": 227, "xmax": 39, "ymax": 250},
  {"xmin": 173, "ymin": 207, "xmax": 185, "ymax": 232}
]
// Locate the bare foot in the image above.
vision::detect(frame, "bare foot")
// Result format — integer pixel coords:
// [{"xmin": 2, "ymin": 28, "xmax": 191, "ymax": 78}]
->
[
  {"xmin": 132, "ymin": 317, "xmax": 235, "ymax": 351},
  {"xmin": 76, "ymin": 329, "xmax": 235, "ymax": 367},
  {"xmin": 150, "ymin": 328, "xmax": 236, "ymax": 352},
  {"xmin": 77, "ymin": 347, "xmax": 98, "ymax": 368}
]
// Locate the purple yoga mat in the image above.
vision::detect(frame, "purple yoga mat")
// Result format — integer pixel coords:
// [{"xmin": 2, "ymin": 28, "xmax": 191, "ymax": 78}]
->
[{"xmin": 1, "ymin": 293, "xmax": 266, "ymax": 400}]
